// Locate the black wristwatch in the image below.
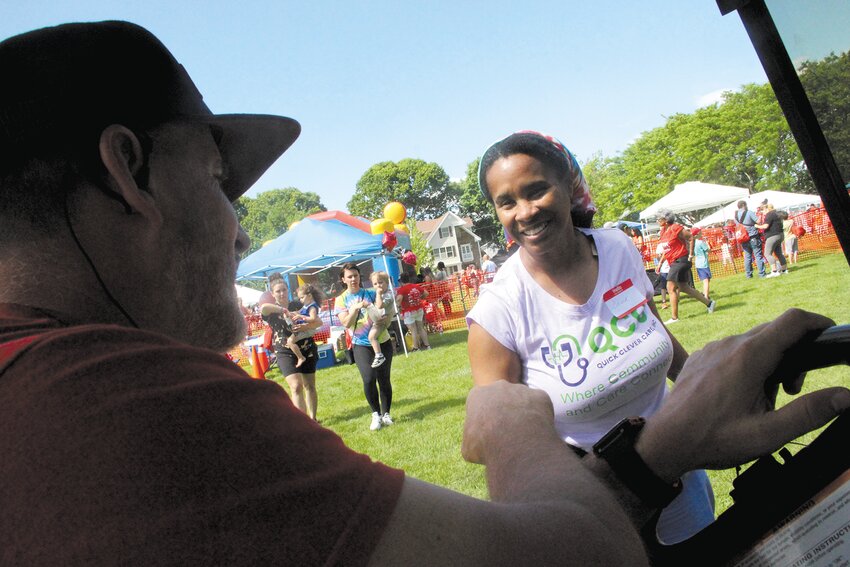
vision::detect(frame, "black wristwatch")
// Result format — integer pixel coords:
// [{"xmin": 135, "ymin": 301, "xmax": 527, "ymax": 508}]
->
[{"xmin": 593, "ymin": 417, "xmax": 683, "ymax": 508}]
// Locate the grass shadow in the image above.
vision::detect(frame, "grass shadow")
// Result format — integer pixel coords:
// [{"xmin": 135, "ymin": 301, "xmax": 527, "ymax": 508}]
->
[
  {"xmin": 427, "ymin": 328, "xmax": 470, "ymax": 349},
  {"xmin": 396, "ymin": 395, "xmax": 467, "ymax": 422},
  {"xmin": 319, "ymin": 393, "xmax": 467, "ymax": 426}
]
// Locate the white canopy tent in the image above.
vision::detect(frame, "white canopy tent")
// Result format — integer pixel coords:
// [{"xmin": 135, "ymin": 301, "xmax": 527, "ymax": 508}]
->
[
  {"xmin": 639, "ymin": 182, "xmax": 749, "ymax": 220},
  {"xmin": 235, "ymin": 284, "xmax": 263, "ymax": 306},
  {"xmin": 694, "ymin": 190, "xmax": 822, "ymax": 227}
]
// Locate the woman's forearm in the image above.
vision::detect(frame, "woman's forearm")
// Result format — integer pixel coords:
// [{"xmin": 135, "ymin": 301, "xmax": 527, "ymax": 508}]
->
[{"xmin": 260, "ymin": 303, "xmax": 283, "ymax": 316}]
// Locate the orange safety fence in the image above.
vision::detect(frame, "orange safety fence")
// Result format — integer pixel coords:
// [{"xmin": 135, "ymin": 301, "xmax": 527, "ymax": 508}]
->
[
  {"xmin": 227, "ymin": 301, "xmax": 341, "ymax": 373},
  {"xmin": 638, "ymin": 206, "xmax": 840, "ymax": 280}
]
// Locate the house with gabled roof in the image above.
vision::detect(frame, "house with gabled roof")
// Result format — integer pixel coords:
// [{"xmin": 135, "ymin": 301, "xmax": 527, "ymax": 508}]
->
[{"xmin": 413, "ymin": 212, "xmax": 483, "ymax": 274}]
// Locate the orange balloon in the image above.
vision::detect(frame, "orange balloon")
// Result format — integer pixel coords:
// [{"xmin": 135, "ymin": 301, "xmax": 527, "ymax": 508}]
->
[{"xmin": 383, "ymin": 201, "xmax": 407, "ymax": 225}]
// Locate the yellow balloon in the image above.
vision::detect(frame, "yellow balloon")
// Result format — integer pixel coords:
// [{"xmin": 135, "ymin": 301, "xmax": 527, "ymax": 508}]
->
[
  {"xmin": 370, "ymin": 218, "xmax": 394, "ymax": 235},
  {"xmin": 383, "ymin": 201, "xmax": 407, "ymax": 225},
  {"xmin": 394, "ymin": 223, "xmax": 408, "ymax": 233}
]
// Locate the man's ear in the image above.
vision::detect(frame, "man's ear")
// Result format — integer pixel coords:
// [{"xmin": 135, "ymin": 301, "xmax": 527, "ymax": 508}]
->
[{"xmin": 97, "ymin": 124, "xmax": 161, "ymax": 224}]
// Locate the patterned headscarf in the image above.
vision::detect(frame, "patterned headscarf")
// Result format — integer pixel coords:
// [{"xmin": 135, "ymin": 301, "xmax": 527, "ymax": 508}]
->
[{"xmin": 478, "ymin": 130, "xmax": 597, "ymax": 223}]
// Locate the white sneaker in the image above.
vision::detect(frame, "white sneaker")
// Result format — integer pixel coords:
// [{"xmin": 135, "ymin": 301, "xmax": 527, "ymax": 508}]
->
[
  {"xmin": 766, "ymin": 272, "xmax": 780, "ymax": 278},
  {"xmin": 664, "ymin": 318, "xmax": 679, "ymax": 325},
  {"xmin": 381, "ymin": 413, "xmax": 394, "ymax": 426},
  {"xmin": 369, "ymin": 412, "xmax": 382, "ymax": 431},
  {"xmin": 371, "ymin": 353, "xmax": 386, "ymax": 368},
  {"xmin": 707, "ymin": 300, "xmax": 717, "ymax": 314}
]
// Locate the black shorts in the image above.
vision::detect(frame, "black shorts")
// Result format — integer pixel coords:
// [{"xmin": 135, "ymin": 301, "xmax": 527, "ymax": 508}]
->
[
  {"xmin": 276, "ymin": 338, "xmax": 318, "ymax": 376},
  {"xmin": 667, "ymin": 256, "xmax": 692, "ymax": 283}
]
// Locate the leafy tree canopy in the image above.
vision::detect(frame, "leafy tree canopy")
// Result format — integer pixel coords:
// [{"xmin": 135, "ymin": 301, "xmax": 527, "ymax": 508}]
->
[
  {"xmin": 407, "ymin": 221, "xmax": 434, "ymax": 273},
  {"xmin": 799, "ymin": 50, "xmax": 850, "ymax": 182},
  {"xmin": 457, "ymin": 157, "xmax": 504, "ymax": 247},
  {"xmin": 584, "ymin": 81, "xmax": 815, "ymax": 223},
  {"xmin": 237, "ymin": 188, "xmax": 326, "ymax": 253},
  {"xmin": 348, "ymin": 158, "xmax": 458, "ymax": 221}
]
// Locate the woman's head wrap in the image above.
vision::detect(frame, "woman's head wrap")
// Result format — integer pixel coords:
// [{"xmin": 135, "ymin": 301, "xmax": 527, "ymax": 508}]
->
[{"xmin": 477, "ymin": 130, "xmax": 596, "ymax": 228}]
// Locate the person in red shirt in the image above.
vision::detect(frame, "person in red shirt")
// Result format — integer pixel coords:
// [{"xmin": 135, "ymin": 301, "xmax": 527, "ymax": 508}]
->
[
  {"xmin": 656, "ymin": 210, "xmax": 716, "ymax": 324},
  {"xmin": 396, "ymin": 273, "xmax": 431, "ymax": 350}
]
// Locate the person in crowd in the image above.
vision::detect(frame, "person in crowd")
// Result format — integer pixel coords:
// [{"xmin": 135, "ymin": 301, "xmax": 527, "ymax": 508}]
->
[
  {"xmin": 418, "ymin": 266, "xmax": 433, "ymax": 283},
  {"xmin": 258, "ymin": 271, "xmax": 284, "ymax": 306},
  {"xmin": 462, "ymin": 263, "xmax": 482, "ymax": 298},
  {"xmin": 761, "ymin": 204, "xmax": 789, "ymax": 277},
  {"xmin": 630, "ymin": 226, "xmax": 647, "ymax": 260},
  {"xmin": 481, "ymin": 254, "xmax": 497, "ymax": 277},
  {"xmin": 396, "ymin": 272, "xmax": 430, "ymax": 350},
  {"xmin": 655, "ymin": 240, "xmax": 671, "ymax": 310},
  {"xmin": 656, "ymin": 210, "xmax": 716, "ymax": 324},
  {"xmin": 293, "ymin": 283, "xmax": 324, "ymax": 372},
  {"xmin": 337, "ymin": 262, "xmax": 395, "ymax": 430},
  {"xmin": 3, "ymin": 21, "xmax": 849, "ymax": 566},
  {"xmin": 782, "ymin": 210, "xmax": 799, "ymax": 265},
  {"xmin": 467, "ymin": 131, "xmax": 714, "ymax": 544},
  {"xmin": 812, "ymin": 205, "xmax": 831, "ymax": 241},
  {"xmin": 735, "ymin": 200, "xmax": 767, "ymax": 278},
  {"xmin": 756, "ymin": 200, "xmax": 768, "ymax": 225},
  {"xmin": 434, "ymin": 261, "xmax": 448, "ymax": 281},
  {"xmin": 366, "ymin": 271, "xmax": 395, "ymax": 368},
  {"xmin": 262, "ymin": 279, "xmax": 321, "ymax": 417},
  {"xmin": 691, "ymin": 228, "xmax": 713, "ymax": 302},
  {"xmin": 263, "ymin": 280, "xmax": 307, "ymax": 368},
  {"xmin": 721, "ymin": 237, "xmax": 734, "ymax": 269},
  {"xmin": 433, "ymin": 261, "xmax": 453, "ymax": 316}
]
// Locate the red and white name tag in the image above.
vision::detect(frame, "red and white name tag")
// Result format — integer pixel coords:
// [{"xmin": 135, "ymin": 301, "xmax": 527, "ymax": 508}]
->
[{"xmin": 603, "ymin": 279, "xmax": 648, "ymax": 319}]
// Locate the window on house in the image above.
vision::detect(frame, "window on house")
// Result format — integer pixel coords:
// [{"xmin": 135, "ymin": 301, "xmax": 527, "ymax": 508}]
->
[
  {"xmin": 438, "ymin": 226, "xmax": 454, "ymax": 238},
  {"xmin": 460, "ymin": 243, "xmax": 473, "ymax": 262},
  {"xmin": 432, "ymin": 245, "xmax": 457, "ymax": 259}
]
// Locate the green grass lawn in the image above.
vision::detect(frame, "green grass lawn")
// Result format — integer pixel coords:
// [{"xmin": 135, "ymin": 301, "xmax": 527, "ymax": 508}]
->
[{"xmin": 267, "ymin": 252, "xmax": 850, "ymax": 514}]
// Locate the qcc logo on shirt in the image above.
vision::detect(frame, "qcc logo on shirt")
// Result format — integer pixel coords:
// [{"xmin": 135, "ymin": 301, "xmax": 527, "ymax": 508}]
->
[{"xmin": 540, "ymin": 334, "xmax": 589, "ymax": 387}]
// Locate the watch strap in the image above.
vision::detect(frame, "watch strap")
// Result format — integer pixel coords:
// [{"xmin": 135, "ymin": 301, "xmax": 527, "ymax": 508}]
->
[{"xmin": 593, "ymin": 417, "xmax": 683, "ymax": 509}]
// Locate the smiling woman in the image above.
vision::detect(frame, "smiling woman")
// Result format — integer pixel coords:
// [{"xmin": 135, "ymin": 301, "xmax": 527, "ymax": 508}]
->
[{"xmin": 466, "ymin": 130, "xmax": 714, "ymax": 546}]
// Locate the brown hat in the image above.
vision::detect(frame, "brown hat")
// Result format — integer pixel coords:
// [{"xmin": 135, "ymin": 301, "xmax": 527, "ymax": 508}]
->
[{"xmin": 0, "ymin": 20, "xmax": 300, "ymax": 201}]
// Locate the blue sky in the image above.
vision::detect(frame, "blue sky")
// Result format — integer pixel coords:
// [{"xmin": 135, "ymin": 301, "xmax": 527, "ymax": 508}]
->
[{"xmin": 3, "ymin": 1, "xmax": 776, "ymax": 212}]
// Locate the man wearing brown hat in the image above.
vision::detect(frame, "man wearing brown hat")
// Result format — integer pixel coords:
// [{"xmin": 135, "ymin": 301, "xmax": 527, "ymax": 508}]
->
[{"xmin": 1, "ymin": 21, "xmax": 847, "ymax": 566}]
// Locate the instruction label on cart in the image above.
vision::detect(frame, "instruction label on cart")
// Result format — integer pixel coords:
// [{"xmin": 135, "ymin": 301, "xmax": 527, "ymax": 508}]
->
[{"xmin": 732, "ymin": 468, "xmax": 850, "ymax": 566}]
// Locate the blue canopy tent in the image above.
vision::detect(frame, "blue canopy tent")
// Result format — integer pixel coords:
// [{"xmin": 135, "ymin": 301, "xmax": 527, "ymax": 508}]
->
[
  {"xmin": 236, "ymin": 216, "xmax": 414, "ymax": 357},
  {"xmin": 236, "ymin": 217, "xmax": 411, "ymax": 281}
]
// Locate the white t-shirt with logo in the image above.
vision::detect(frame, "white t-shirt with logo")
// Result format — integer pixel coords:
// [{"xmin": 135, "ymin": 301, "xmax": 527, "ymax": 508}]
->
[
  {"xmin": 469, "ymin": 227, "xmax": 669, "ymax": 449},
  {"xmin": 467, "ymin": 227, "xmax": 714, "ymax": 544}
]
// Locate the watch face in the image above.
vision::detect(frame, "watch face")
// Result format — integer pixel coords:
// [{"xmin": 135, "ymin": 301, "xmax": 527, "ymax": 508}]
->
[{"xmin": 593, "ymin": 417, "xmax": 645, "ymax": 455}]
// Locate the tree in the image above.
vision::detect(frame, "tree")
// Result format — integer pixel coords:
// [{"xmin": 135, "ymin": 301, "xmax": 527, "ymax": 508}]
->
[
  {"xmin": 581, "ymin": 152, "xmax": 628, "ymax": 222},
  {"xmin": 237, "ymin": 188, "xmax": 326, "ymax": 253},
  {"xmin": 457, "ymin": 157, "xmax": 504, "ymax": 247},
  {"xmin": 348, "ymin": 158, "xmax": 458, "ymax": 221},
  {"xmin": 407, "ymin": 222, "xmax": 434, "ymax": 273},
  {"xmin": 584, "ymin": 81, "xmax": 813, "ymax": 224},
  {"xmin": 799, "ymin": 50, "xmax": 850, "ymax": 182}
]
